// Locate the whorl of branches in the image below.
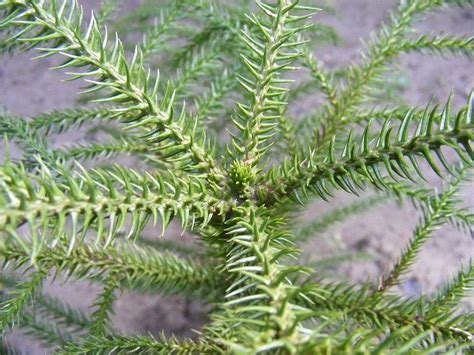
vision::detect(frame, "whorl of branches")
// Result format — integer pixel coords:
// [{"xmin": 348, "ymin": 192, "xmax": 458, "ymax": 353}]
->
[{"xmin": 0, "ymin": 0, "xmax": 473, "ymax": 353}]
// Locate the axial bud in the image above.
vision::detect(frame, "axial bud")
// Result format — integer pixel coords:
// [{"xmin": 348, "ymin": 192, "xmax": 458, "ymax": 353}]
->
[{"xmin": 229, "ymin": 161, "xmax": 256, "ymax": 195}]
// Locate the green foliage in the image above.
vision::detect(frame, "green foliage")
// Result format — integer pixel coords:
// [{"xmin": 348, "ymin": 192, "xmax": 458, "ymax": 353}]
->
[
  {"xmin": 378, "ymin": 166, "xmax": 471, "ymax": 292},
  {"xmin": 228, "ymin": 1, "xmax": 316, "ymax": 165},
  {"xmin": 58, "ymin": 333, "xmax": 217, "ymax": 354},
  {"xmin": 0, "ymin": 238, "xmax": 219, "ymax": 297},
  {"xmin": 0, "ymin": 0, "xmax": 473, "ymax": 353},
  {"xmin": 0, "ymin": 272, "xmax": 89, "ymax": 346},
  {"xmin": 296, "ymin": 195, "xmax": 387, "ymax": 242},
  {"xmin": 0, "ymin": 271, "xmax": 46, "ymax": 332}
]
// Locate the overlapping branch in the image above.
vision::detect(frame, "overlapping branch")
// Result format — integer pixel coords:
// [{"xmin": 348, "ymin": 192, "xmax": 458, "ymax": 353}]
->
[
  {"xmin": 0, "ymin": 160, "xmax": 224, "ymax": 256},
  {"xmin": 1, "ymin": 0, "xmax": 224, "ymax": 181},
  {"xmin": 263, "ymin": 96, "xmax": 473, "ymax": 204}
]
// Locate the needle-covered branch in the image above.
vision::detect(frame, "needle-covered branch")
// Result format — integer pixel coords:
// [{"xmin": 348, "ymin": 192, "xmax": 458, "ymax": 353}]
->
[
  {"xmin": 304, "ymin": 0, "xmax": 472, "ymax": 149},
  {"xmin": 299, "ymin": 282, "xmax": 473, "ymax": 345},
  {"xmin": 0, "ymin": 270, "xmax": 47, "ymax": 332},
  {"xmin": 399, "ymin": 34, "xmax": 474, "ymax": 57},
  {"xmin": 296, "ymin": 195, "xmax": 386, "ymax": 242},
  {"xmin": 85, "ymin": 274, "xmax": 118, "ymax": 336},
  {"xmin": 229, "ymin": 0, "xmax": 316, "ymax": 166},
  {"xmin": 0, "ymin": 273, "xmax": 91, "ymax": 330},
  {"xmin": 0, "ymin": 238, "xmax": 220, "ymax": 297},
  {"xmin": 0, "ymin": 160, "xmax": 223, "ymax": 256},
  {"xmin": 262, "ymin": 95, "xmax": 473, "ymax": 204},
  {"xmin": 57, "ymin": 333, "xmax": 217, "ymax": 354},
  {"xmin": 1, "ymin": 0, "xmax": 224, "ymax": 181},
  {"xmin": 206, "ymin": 206, "xmax": 320, "ymax": 353},
  {"xmin": 378, "ymin": 166, "xmax": 471, "ymax": 292}
]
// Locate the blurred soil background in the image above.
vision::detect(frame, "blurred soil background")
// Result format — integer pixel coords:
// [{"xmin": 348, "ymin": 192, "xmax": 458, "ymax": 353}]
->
[{"xmin": 0, "ymin": 0, "xmax": 473, "ymax": 353}]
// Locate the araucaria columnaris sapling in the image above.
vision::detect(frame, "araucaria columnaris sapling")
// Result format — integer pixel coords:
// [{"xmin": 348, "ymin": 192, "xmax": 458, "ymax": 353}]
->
[{"xmin": 0, "ymin": 0, "xmax": 473, "ymax": 353}]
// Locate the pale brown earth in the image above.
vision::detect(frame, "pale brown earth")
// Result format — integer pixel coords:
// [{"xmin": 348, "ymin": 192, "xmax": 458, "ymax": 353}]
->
[{"xmin": 0, "ymin": 0, "xmax": 473, "ymax": 353}]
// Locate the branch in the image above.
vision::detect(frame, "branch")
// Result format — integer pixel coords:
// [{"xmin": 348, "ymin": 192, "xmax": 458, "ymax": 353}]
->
[
  {"xmin": 1, "ymin": 0, "xmax": 223, "ymax": 181},
  {"xmin": 261, "ymin": 95, "xmax": 473, "ymax": 205},
  {"xmin": 298, "ymin": 38, "xmax": 337, "ymax": 105},
  {"xmin": 20, "ymin": 313, "xmax": 75, "ymax": 347},
  {"xmin": 0, "ymin": 239, "xmax": 220, "ymax": 297},
  {"xmin": 0, "ymin": 160, "xmax": 221, "ymax": 255},
  {"xmin": 207, "ymin": 205, "xmax": 314, "ymax": 352},
  {"xmin": 378, "ymin": 166, "xmax": 470, "ymax": 292},
  {"xmin": 229, "ymin": 0, "xmax": 314, "ymax": 165},
  {"xmin": 95, "ymin": 0, "xmax": 124, "ymax": 26},
  {"xmin": 86, "ymin": 274, "xmax": 118, "ymax": 336},
  {"xmin": 139, "ymin": 1, "xmax": 183, "ymax": 60},
  {"xmin": 300, "ymin": 281, "xmax": 473, "ymax": 343},
  {"xmin": 427, "ymin": 262, "xmax": 474, "ymax": 319},
  {"xmin": 0, "ymin": 273, "xmax": 91, "ymax": 330},
  {"xmin": 57, "ymin": 333, "xmax": 216, "ymax": 354},
  {"xmin": 399, "ymin": 34, "xmax": 474, "ymax": 57},
  {"xmin": 304, "ymin": 0, "xmax": 462, "ymax": 149},
  {"xmin": 0, "ymin": 270, "xmax": 46, "ymax": 332},
  {"xmin": 60, "ymin": 138, "xmax": 155, "ymax": 162},
  {"xmin": 29, "ymin": 108, "xmax": 117, "ymax": 136},
  {"xmin": 296, "ymin": 195, "xmax": 386, "ymax": 242}
]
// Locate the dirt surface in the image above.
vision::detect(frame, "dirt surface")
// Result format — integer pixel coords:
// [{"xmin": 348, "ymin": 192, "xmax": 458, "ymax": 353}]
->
[{"xmin": 1, "ymin": 0, "xmax": 473, "ymax": 353}]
